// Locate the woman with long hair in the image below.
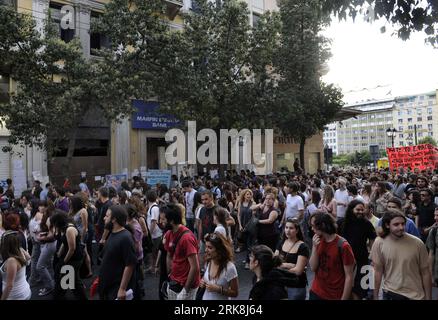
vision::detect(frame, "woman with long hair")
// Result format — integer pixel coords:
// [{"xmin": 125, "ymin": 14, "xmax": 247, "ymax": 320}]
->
[
  {"xmin": 371, "ymin": 181, "xmax": 391, "ymax": 218},
  {"xmin": 360, "ymin": 183, "xmax": 372, "ymax": 205},
  {"xmin": 212, "ymin": 207, "xmax": 229, "ymax": 240},
  {"xmin": 237, "ymin": 189, "xmax": 256, "ymax": 268},
  {"xmin": 0, "ymin": 231, "xmax": 31, "ymax": 300},
  {"xmin": 28, "ymin": 199, "xmax": 44, "ymax": 287},
  {"xmin": 275, "ymin": 218, "xmax": 309, "ymax": 300},
  {"xmin": 319, "ymin": 185, "xmax": 337, "ymax": 220},
  {"xmin": 69, "ymin": 195, "xmax": 92, "ymax": 278},
  {"xmin": 249, "ymin": 245, "xmax": 294, "ymax": 300},
  {"xmin": 199, "ymin": 232, "xmax": 238, "ymax": 300},
  {"xmin": 35, "ymin": 199, "xmax": 57, "ymax": 296},
  {"xmin": 50, "ymin": 210, "xmax": 87, "ymax": 300},
  {"xmin": 338, "ymin": 200, "xmax": 376, "ymax": 300}
]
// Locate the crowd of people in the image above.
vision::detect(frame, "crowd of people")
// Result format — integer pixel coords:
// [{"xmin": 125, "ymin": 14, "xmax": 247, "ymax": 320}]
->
[{"xmin": 0, "ymin": 167, "xmax": 437, "ymax": 300}]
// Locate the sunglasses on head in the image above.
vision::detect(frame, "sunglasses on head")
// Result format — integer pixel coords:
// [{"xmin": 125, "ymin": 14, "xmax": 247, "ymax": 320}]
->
[{"xmin": 204, "ymin": 233, "xmax": 219, "ymax": 242}]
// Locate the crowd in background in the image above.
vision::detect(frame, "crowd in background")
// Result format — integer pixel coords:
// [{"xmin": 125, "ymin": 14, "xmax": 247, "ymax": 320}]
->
[{"xmin": 0, "ymin": 166, "xmax": 437, "ymax": 300}]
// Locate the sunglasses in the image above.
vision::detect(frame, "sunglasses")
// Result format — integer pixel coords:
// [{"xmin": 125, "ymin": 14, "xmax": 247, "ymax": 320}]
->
[{"xmin": 204, "ymin": 233, "xmax": 219, "ymax": 242}]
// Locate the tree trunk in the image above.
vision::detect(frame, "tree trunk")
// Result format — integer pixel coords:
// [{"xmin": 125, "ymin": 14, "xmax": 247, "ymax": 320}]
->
[{"xmin": 299, "ymin": 136, "xmax": 306, "ymax": 173}]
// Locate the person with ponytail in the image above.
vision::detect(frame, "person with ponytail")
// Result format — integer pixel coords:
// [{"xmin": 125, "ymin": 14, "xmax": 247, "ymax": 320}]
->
[{"xmin": 249, "ymin": 245, "xmax": 299, "ymax": 300}]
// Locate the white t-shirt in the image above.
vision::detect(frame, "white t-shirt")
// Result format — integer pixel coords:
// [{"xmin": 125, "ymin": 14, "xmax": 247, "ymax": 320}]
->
[
  {"xmin": 147, "ymin": 203, "xmax": 162, "ymax": 239},
  {"xmin": 348, "ymin": 195, "xmax": 365, "ymax": 203},
  {"xmin": 185, "ymin": 189, "xmax": 197, "ymax": 219},
  {"xmin": 335, "ymin": 189, "xmax": 349, "ymax": 218},
  {"xmin": 202, "ymin": 261, "xmax": 238, "ymax": 300},
  {"xmin": 214, "ymin": 224, "xmax": 227, "ymax": 237},
  {"xmin": 285, "ymin": 194, "xmax": 304, "ymax": 219}
]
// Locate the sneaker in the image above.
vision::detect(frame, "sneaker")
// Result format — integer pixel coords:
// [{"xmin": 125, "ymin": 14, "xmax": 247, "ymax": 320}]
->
[
  {"xmin": 244, "ymin": 263, "xmax": 250, "ymax": 270},
  {"xmin": 38, "ymin": 288, "xmax": 54, "ymax": 296}
]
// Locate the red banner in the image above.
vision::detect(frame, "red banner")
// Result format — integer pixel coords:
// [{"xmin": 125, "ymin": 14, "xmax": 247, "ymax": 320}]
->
[{"xmin": 387, "ymin": 144, "xmax": 438, "ymax": 170}]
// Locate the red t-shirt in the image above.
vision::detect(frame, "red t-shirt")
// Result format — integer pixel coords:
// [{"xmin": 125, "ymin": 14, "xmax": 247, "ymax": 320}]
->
[
  {"xmin": 310, "ymin": 235, "xmax": 356, "ymax": 300},
  {"xmin": 164, "ymin": 225, "xmax": 200, "ymax": 288}
]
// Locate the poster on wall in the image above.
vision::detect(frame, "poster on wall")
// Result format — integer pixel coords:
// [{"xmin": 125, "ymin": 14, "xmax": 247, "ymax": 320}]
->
[
  {"xmin": 105, "ymin": 174, "xmax": 128, "ymax": 189},
  {"xmin": 146, "ymin": 170, "xmax": 171, "ymax": 187}
]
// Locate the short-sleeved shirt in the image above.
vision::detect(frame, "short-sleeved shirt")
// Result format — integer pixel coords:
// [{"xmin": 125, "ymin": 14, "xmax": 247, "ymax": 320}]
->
[
  {"xmin": 99, "ymin": 229, "xmax": 138, "ymax": 294},
  {"xmin": 285, "ymin": 194, "xmax": 304, "ymax": 219},
  {"xmin": 202, "ymin": 261, "xmax": 237, "ymax": 300},
  {"xmin": 371, "ymin": 234, "xmax": 430, "ymax": 300},
  {"xmin": 339, "ymin": 216, "xmax": 376, "ymax": 265},
  {"xmin": 426, "ymin": 226, "xmax": 438, "ymax": 282},
  {"xmin": 147, "ymin": 203, "xmax": 162, "ymax": 239},
  {"xmin": 418, "ymin": 202, "xmax": 436, "ymax": 240},
  {"xmin": 130, "ymin": 219, "xmax": 144, "ymax": 261},
  {"xmin": 164, "ymin": 226, "xmax": 200, "ymax": 288},
  {"xmin": 310, "ymin": 235, "xmax": 356, "ymax": 300},
  {"xmin": 276, "ymin": 240, "xmax": 309, "ymax": 288}
]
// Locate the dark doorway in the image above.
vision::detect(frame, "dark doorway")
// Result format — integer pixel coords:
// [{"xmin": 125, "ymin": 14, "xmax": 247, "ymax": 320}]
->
[{"xmin": 147, "ymin": 138, "xmax": 167, "ymax": 169}]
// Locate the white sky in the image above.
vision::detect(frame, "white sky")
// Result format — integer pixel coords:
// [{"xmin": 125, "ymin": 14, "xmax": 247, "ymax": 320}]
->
[{"xmin": 321, "ymin": 16, "xmax": 438, "ymax": 105}]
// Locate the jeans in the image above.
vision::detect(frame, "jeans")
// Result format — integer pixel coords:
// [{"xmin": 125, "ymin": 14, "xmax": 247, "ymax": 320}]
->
[
  {"xmin": 29, "ymin": 240, "xmax": 41, "ymax": 285},
  {"xmin": 36, "ymin": 241, "xmax": 56, "ymax": 290},
  {"xmin": 287, "ymin": 287, "xmax": 306, "ymax": 300},
  {"xmin": 167, "ymin": 287, "xmax": 198, "ymax": 300}
]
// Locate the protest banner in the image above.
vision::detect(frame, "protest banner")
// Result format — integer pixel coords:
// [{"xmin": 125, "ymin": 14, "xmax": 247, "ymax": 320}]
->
[{"xmin": 386, "ymin": 144, "xmax": 438, "ymax": 171}]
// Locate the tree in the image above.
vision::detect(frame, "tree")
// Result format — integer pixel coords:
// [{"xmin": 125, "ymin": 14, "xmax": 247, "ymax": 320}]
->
[
  {"xmin": 0, "ymin": 6, "xmax": 138, "ymax": 177},
  {"xmin": 322, "ymin": 0, "xmax": 438, "ymax": 46},
  {"xmin": 272, "ymin": 0, "xmax": 344, "ymax": 172},
  {"xmin": 418, "ymin": 135, "xmax": 437, "ymax": 146},
  {"xmin": 154, "ymin": 0, "xmax": 281, "ymax": 131}
]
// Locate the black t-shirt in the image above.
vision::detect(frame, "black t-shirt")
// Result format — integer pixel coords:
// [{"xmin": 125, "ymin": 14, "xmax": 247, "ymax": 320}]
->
[
  {"xmin": 199, "ymin": 205, "xmax": 216, "ymax": 239},
  {"xmin": 276, "ymin": 241, "xmax": 309, "ymax": 288},
  {"xmin": 99, "ymin": 229, "xmax": 137, "ymax": 296},
  {"xmin": 418, "ymin": 201, "xmax": 436, "ymax": 229},
  {"xmin": 338, "ymin": 216, "xmax": 376, "ymax": 265}
]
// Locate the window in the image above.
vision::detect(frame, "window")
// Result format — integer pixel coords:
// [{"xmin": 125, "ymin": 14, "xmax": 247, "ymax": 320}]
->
[
  {"xmin": 0, "ymin": 74, "xmax": 9, "ymax": 104},
  {"xmin": 428, "ymin": 107, "xmax": 433, "ymax": 114},
  {"xmin": 417, "ymin": 124, "xmax": 422, "ymax": 129},
  {"xmin": 428, "ymin": 116, "xmax": 433, "ymax": 121},
  {"xmin": 252, "ymin": 13, "xmax": 261, "ymax": 27},
  {"xmin": 429, "ymin": 101, "xmax": 434, "ymax": 106},
  {"xmin": 398, "ymin": 119, "xmax": 403, "ymax": 123},
  {"xmin": 399, "ymin": 141, "xmax": 404, "ymax": 146},
  {"xmin": 408, "ymin": 125, "xmax": 413, "ymax": 130},
  {"xmin": 399, "ymin": 134, "xmax": 404, "ymax": 138},
  {"xmin": 398, "ymin": 126, "xmax": 403, "ymax": 131},
  {"xmin": 252, "ymin": 0, "xmax": 264, "ymax": 10},
  {"xmin": 408, "ymin": 118, "xmax": 412, "ymax": 123},
  {"xmin": 417, "ymin": 117, "xmax": 422, "ymax": 122},
  {"xmin": 417, "ymin": 108, "xmax": 422, "ymax": 115},
  {"xmin": 428, "ymin": 124, "xmax": 433, "ymax": 130},
  {"xmin": 49, "ymin": 2, "xmax": 75, "ymax": 43},
  {"xmin": 407, "ymin": 109, "xmax": 412, "ymax": 115},
  {"xmin": 418, "ymin": 132, "xmax": 423, "ymax": 137},
  {"xmin": 429, "ymin": 132, "xmax": 433, "ymax": 137},
  {"xmin": 398, "ymin": 110, "xmax": 402, "ymax": 116},
  {"xmin": 90, "ymin": 12, "xmax": 111, "ymax": 55},
  {"xmin": 420, "ymin": 95, "xmax": 425, "ymax": 100}
]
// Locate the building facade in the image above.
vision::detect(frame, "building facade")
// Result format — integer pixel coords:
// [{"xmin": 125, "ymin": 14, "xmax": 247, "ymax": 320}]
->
[
  {"xmin": 325, "ymin": 89, "xmax": 438, "ymax": 155},
  {"xmin": 323, "ymin": 122, "xmax": 337, "ymax": 154}
]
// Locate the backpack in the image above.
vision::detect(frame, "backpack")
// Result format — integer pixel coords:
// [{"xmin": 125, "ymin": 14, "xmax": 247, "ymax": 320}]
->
[{"xmin": 337, "ymin": 236, "xmax": 357, "ymax": 279}]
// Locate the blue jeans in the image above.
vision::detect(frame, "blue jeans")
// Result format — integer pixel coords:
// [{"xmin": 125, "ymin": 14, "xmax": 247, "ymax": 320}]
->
[
  {"xmin": 29, "ymin": 240, "xmax": 41, "ymax": 285},
  {"xmin": 287, "ymin": 287, "xmax": 306, "ymax": 300},
  {"xmin": 37, "ymin": 241, "xmax": 56, "ymax": 290}
]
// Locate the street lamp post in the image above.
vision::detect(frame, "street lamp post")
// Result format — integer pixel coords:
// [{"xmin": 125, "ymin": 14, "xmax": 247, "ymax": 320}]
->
[{"xmin": 386, "ymin": 128, "xmax": 397, "ymax": 147}]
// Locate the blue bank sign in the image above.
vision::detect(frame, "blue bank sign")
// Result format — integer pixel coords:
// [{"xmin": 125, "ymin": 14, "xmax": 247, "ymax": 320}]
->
[{"xmin": 132, "ymin": 100, "xmax": 180, "ymax": 130}]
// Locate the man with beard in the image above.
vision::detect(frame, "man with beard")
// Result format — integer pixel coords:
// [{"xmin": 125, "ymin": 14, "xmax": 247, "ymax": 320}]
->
[
  {"xmin": 163, "ymin": 203, "xmax": 200, "ymax": 300},
  {"xmin": 99, "ymin": 205, "xmax": 137, "ymax": 300},
  {"xmin": 371, "ymin": 209, "xmax": 432, "ymax": 300}
]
